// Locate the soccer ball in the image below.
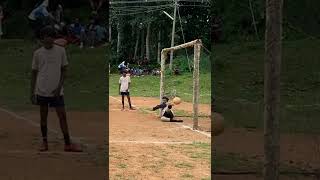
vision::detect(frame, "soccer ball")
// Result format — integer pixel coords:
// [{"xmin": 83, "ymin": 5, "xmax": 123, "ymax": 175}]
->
[
  {"xmin": 173, "ymin": 97, "xmax": 182, "ymax": 105},
  {"xmin": 212, "ymin": 113, "xmax": 225, "ymax": 136}
]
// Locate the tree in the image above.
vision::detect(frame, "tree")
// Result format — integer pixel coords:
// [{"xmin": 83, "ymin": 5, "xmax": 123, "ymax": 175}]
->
[{"xmin": 264, "ymin": 0, "xmax": 283, "ymax": 179}]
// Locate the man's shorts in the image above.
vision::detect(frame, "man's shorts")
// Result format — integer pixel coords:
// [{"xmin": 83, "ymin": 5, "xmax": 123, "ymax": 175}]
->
[
  {"xmin": 120, "ymin": 92, "xmax": 130, "ymax": 96},
  {"xmin": 36, "ymin": 95, "xmax": 65, "ymax": 107}
]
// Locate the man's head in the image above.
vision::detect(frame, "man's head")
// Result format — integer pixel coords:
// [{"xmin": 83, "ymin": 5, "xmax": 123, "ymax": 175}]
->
[
  {"xmin": 40, "ymin": 26, "xmax": 56, "ymax": 49},
  {"xmin": 75, "ymin": 18, "xmax": 80, "ymax": 24},
  {"xmin": 122, "ymin": 71, "xmax": 127, "ymax": 77},
  {"xmin": 168, "ymin": 105, "xmax": 172, "ymax": 109},
  {"xmin": 162, "ymin": 96, "xmax": 169, "ymax": 103}
]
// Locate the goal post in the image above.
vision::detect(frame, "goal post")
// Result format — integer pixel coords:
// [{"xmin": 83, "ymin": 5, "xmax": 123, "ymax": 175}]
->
[{"xmin": 160, "ymin": 39, "xmax": 202, "ymax": 130}]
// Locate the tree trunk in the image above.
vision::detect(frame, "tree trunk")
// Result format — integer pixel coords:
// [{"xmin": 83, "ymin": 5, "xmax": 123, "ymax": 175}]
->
[
  {"xmin": 134, "ymin": 27, "xmax": 139, "ymax": 61},
  {"xmin": 146, "ymin": 23, "xmax": 151, "ymax": 61},
  {"xmin": 249, "ymin": 0, "xmax": 259, "ymax": 40},
  {"xmin": 140, "ymin": 27, "xmax": 145, "ymax": 59},
  {"xmin": 157, "ymin": 30, "xmax": 161, "ymax": 64},
  {"xmin": 264, "ymin": 0, "xmax": 283, "ymax": 179},
  {"xmin": 0, "ymin": 5, "xmax": 3, "ymax": 40},
  {"xmin": 108, "ymin": 19, "xmax": 111, "ymax": 42},
  {"xmin": 116, "ymin": 22, "xmax": 121, "ymax": 56}
]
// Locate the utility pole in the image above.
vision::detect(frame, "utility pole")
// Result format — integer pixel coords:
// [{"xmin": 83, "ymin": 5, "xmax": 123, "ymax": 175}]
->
[
  {"xmin": 0, "ymin": 5, "xmax": 3, "ymax": 40},
  {"xmin": 264, "ymin": 0, "xmax": 283, "ymax": 179},
  {"xmin": 169, "ymin": 0, "xmax": 177, "ymax": 70}
]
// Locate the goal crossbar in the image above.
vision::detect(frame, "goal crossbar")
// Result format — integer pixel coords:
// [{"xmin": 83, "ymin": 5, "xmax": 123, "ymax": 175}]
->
[{"xmin": 160, "ymin": 39, "xmax": 202, "ymax": 130}]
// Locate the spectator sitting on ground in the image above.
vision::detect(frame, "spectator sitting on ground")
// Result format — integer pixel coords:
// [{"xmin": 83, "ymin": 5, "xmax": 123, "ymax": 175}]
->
[
  {"xmin": 87, "ymin": 17, "xmax": 97, "ymax": 48},
  {"xmin": 95, "ymin": 23, "xmax": 107, "ymax": 45},
  {"xmin": 69, "ymin": 18, "xmax": 86, "ymax": 48}
]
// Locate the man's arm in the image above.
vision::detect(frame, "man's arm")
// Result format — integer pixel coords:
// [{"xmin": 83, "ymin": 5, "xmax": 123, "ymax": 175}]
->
[
  {"xmin": 31, "ymin": 70, "xmax": 38, "ymax": 95},
  {"xmin": 152, "ymin": 103, "xmax": 166, "ymax": 111},
  {"xmin": 59, "ymin": 66, "xmax": 67, "ymax": 88},
  {"xmin": 31, "ymin": 51, "xmax": 38, "ymax": 98},
  {"xmin": 119, "ymin": 78, "xmax": 121, "ymax": 94},
  {"xmin": 53, "ymin": 48, "xmax": 68, "ymax": 96},
  {"xmin": 30, "ymin": 69, "xmax": 38, "ymax": 104},
  {"xmin": 127, "ymin": 77, "xmax": 131, "ymax": 92},
  {"xmin": 53, "ymin": 66, "xmax": 67, "ymax": 96}
]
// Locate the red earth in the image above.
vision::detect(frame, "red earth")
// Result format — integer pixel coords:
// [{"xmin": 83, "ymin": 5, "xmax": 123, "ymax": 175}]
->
[
  {"xmin": 0, "ymin": 107, "xmax": 107, "ymax": 180},
  {"xmin": 109, "ymin": 96, "xmax": 212, "ymax": 179}
]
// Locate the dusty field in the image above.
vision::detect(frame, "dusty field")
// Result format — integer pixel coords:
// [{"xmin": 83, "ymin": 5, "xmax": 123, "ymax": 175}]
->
[
  {"xmin": 0, "ymin": 108, "xmax": 107, "ymax": 180},
  {"xmin": 109, "ymin": 96, "xmax": 212, "ymax": 179},
  {"xmin": 214, "ymin": 126, "xmax": 320, "ymax": 180}
]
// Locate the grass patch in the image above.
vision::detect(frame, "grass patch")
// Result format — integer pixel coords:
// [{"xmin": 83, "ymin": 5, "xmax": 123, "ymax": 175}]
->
[
  {"xmin": 214, "ymin": 38, "xmax": 320, "ymax": 133},
  {"xmin": 201, "ymin": 178, "xmax": 211, "ymax": 180},
  {"xmin": 181, "ymin": 173, "xmax": 194, "ymax": 179},
  {"xmin": 213, "ymin": 152, "xmax": 306, "ymax": 174},
  {"xmin": 190, "ymin": 152, "xmax": 211, "ymax": 160},
  {"xmin": 191, "ymin": 142, "xmax": 211, "ymax": 150},
  {"xmin": 175, "ymin": 162, "xmax": 194, "ymax": 169},
  {"xmin": 118, "ymin": 163, "xmax": 127, "ymax": 169},
  {"xmin": 213, "ymin": 153, "xmax": 262, "ymax": 172},
  {"xmin": 109, "ymin": 73, "xmax": 211, "ymax": 104},
  {"xmin": 0, "ymin": 40, "xmax": 108, "ymax": 111}
]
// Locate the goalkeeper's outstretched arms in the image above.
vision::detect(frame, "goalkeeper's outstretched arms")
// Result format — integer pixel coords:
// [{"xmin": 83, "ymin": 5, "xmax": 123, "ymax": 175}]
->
[{"xmin": 152, "ymin": 103, "xmax": 167, "ymax": 111}]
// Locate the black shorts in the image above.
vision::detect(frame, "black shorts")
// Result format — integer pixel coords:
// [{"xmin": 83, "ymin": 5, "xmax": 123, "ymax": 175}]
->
[
  {"xmin": 120, "ymin": 92, "xmax": 130, "ymax": 96},
  {"xmin": 163, "ymin": 110, "xmax": 174, "ymax": 119},
  {"xmin": 36, "ymin": 95, "xmax": 65, "ymax": 107}
]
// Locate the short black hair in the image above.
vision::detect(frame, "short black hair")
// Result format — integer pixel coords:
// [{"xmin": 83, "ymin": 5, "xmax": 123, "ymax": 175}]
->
[
  {"xmin": 168, "ymin": 105, "xmax": 172, "ymax": 109},
  {"xmin": 40, "ymin": 26, "xmax": 56, "ymax": 39},
  {"xmin": 162, "ymin": 96, "xmax": 169, "ymax": 101}
]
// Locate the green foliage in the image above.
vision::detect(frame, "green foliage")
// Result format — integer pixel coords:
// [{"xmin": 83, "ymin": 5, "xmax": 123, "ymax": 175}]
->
[
  {"xmin": 213, "ymin": 0, "xmax": 320, "ymax": 42},
  {"xmin": 213, "ymin": 39, "xmax": 320, "ymax": 133},
  {"xmin": 109, "ymin": 72, "xmax": 211, "ymax": 104},
  {"xmin": 110, "ymin": 2, "xmax": 210, "ymax": 64},
  {"xmin": 0, "ymin": 40, "xmax": 108, "ymax": 111},
  {"xmin": 2, "ymin": 12, "xmax": 32, "ymax": 39},
  {"xmin": 172, "ymin": 53, "xmax": 211, "ymax": 74}
]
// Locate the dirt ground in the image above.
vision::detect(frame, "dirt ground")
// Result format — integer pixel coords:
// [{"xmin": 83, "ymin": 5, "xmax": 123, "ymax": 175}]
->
[
  {"xmin": 109, "ymin": 96, "xmax": 212, "ymax": 179},
  {"xmin": 212, "ymin": 175, "xmax": 317, "ymax": 180},
  {"xmin": 0, "ymin": 108, "xmax": 107, "ymax": 180},
  {"xmin": 214, "ymin": 125, "xmax": 320, "ymax": 179}
]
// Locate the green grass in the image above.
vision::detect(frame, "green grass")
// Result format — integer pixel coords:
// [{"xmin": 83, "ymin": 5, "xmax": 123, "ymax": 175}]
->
[
  {"xmin": 0, "ymin": 39, "xmax": 108, "ymax": 111},
  {"xmin": 181, "ymin": 173, "xmax": 194, "ymax": 179},
  {"xmin": 213, "ymin": 152, "xmax": 304, "ymax": 174},
  {"xmin": 118, "ymin": 163, "xmax": 127, "ymax": 169},
  {"xmin": 109, "ymin": 72, "xmax": 211, "ymax": 104},
  {"xmin": 175, "ymin": 162, "xmax": 194, "ymax": 169},
  {"xmin": 213, "ymin": 38, "xmax": 320, "ymax": 133}
]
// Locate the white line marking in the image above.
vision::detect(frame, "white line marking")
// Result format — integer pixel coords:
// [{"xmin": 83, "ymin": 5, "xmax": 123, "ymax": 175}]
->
[
  {"xmin": 2, "ymin": 150, "xmax": 88, "ymax": 155},
  {"xmin": 109, "ymin": 140, "xmax": 198, "ymax": 144},
  {"xmin": 178, "ymin": 124, "xmax": 211, "ymax": 138},
  {"xmin": 109, "ymin": 96, "xmax": 211, "ymax": 138},
  {"xmin": 0, "ymin": 107, "xmax": 91, "ymax": 148}
]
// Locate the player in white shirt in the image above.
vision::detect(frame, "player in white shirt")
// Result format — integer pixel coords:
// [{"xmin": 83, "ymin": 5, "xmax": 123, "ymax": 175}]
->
[{"xmin": 119, "ymin": 71, "xmax": 134, "ymax": 111}]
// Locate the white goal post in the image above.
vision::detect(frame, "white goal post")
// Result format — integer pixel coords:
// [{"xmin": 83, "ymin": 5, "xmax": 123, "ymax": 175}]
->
[{"xmin": 160, "ymin": 39, "xmax": 202, "ymax": 130}]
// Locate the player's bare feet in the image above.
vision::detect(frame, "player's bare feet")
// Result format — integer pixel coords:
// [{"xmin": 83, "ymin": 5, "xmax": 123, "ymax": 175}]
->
[
  {"xmin": 129, "ymin": 107, "xmax": 136, "ymax": 110},
  {"xmin": 121, "ymin": 108, "xmax": 124, "ymax": 111},
  {"xmin": 64, "ymin": 143, "xmax": 83, "ymax": 152},
  {"xmin": 39, "ymin": 142, "xmax": 48, "ymax": 152}
]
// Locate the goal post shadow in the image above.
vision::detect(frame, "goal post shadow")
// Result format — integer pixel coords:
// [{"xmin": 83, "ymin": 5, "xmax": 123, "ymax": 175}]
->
[{"xmin": 160, "ymin": 39, "xmax": 202, "ymax": 130}]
